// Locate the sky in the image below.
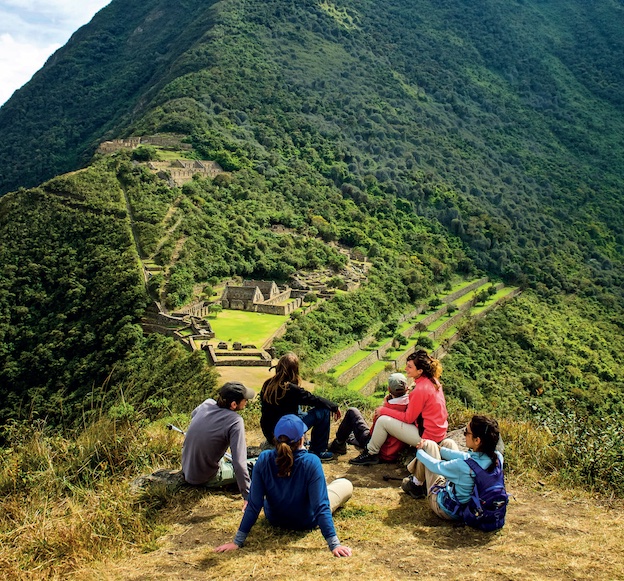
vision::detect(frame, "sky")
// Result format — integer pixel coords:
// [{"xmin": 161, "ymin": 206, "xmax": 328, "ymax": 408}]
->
[{"xmin": 0, "ymin": 0, "xmax": 111, "ymax": 106}]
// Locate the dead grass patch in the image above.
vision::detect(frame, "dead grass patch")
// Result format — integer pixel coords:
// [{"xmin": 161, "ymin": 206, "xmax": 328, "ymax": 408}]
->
[{"xmin": 76, "ymin": 437, "xmax": 624, "ymax": 581}]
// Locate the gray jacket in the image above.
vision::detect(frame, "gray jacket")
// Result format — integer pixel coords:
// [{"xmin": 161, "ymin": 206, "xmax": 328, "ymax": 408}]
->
[{"xmin": 181, "ymin": 398, "xmax": 251, "ymax": 498}]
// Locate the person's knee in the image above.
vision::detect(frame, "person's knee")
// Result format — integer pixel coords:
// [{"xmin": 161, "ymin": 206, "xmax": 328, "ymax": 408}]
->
[
  {"xmin": 375, "ymin": 415, "xmax": 393, "ymax": 430},
  {"xmin": 308, "ymin": 408, "xmax": 330, "ymax": 429},
  {"xmin": 314, "ymin": 408, "xmax": 330, "ymax": 423},
  {"xmin": 421, "ymin": 439, "xmax": 439, "ymax": 456},
  {"xmin": 330, "ymin": 477, "xmax": 353, "ymax": 490},
  {"xmin": 439, "ymin": 437, "xmax": 459, "ymax": 451},
  {"xmin": 327, "ymin": 477, "xmax": 353, "ymax": 509}
]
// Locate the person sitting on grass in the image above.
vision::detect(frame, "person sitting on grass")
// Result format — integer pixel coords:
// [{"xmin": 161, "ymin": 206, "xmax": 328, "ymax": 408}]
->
[
  {"xmin": 215, "ymin": 414, "xmax": 353, "ymax": 557},
  {"xmin": 328, "ymin": 373, "xmax": 410, "ymax": 462},
  {"xmin": 181, "ymin": 381, "xmax": 256, "ymax": 509},
  {"xmin": 349, "ymin": 350, "xmax": 453, "ymax": 467},
  {"xmin": 260, "ymin": 352, "xmax": 341, "ymax": 461},
  {"xmin": 409, "ymin": 415, "xmax": 503, "ymax": 522}
]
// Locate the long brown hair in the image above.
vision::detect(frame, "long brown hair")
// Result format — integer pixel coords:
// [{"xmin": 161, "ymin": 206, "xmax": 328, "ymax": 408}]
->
[
  {"xmin": 261, "ymin": 352, "xmax": 301, "ymax": 405},
  {"xmin": 407, "ymin": 349, "xmax": 443, "ymax": 389},
  {"xmin": 275, "ymin": 436, "xmax": 300, "ymax": 477}
]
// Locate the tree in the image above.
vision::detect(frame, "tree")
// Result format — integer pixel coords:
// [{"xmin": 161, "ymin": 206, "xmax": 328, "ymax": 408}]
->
[
  {"xmin": 447, "ymin": 303, "xmax": 458, "ymax": 316},
  {"xmin": 394, "ymin": 333, "xmax": 408, "ymax": 347},
  {"xmin": 131, "ymin": 145, "xmax": 158, "ymax": 162},
  {"xmin": 475, "ymin": 290, "xmax": 490, "ymax": 305},
  {"xmin": 428, "ymin": 297, "xmax": 443, "ymax": 310},
  {"xmin": 416, "ymin": 336, "xmax": 434, "ymax": 350},
  {"xmin": 209, "ymin": 303, "xmax": 223, "ymax": 318}
]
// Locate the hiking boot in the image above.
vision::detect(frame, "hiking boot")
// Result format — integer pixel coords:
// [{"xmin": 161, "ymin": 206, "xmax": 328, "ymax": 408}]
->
[
  {"xmin": 328, "ymin": 439, "xmax": 348, "ymax": 456},
  {"xmin": 311, "ymin": 450, "xmax": 334, "ymax": 462},
  {"xmin": 401, "ymin": 477, "xmax": 427, "ymax": 499},
  {"xmin": 349, "ymin": 451, "xmax": 379, "ymax": 466}
]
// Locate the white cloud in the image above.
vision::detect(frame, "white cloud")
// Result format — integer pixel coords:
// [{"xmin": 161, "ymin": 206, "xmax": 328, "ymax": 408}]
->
[
  {"xmin": 0, "ymin": 33, "xmax": 61, "ymax": 104},
  {"xmin": 0, "ymin": 0, "xmax": 111, "ymax": 106}
]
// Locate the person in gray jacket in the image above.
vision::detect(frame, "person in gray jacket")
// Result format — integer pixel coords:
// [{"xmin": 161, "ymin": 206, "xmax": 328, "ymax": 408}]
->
[{"xmin": 182, "ymin": 381, "xmax": 256, "ymax": 508}]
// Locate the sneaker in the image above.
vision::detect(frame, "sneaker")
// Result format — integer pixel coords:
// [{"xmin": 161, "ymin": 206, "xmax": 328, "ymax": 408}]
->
[
  {"xmin": 311, "ymin": 450, "xmax": 334, "ymax": 462},
  {"xmin": 349, "ymin": 451, "xmax": 379, "ymax": 466},
  {"xmin": 401, "ymin": 477, "xmax": 427, "ymax": 499},
  {"xmin": 328, "ymin": 439, "xmax": 348, "ymax": 455}
]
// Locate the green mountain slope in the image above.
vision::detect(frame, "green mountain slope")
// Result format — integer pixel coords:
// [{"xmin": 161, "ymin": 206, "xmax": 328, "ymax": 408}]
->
[
  {"xmin": 0, "ymin": 0, "xmax": 219, "ymax": 195},
  {"xmin": 0, "ymin": 0, "xmax": 623, "ymax": 437}
]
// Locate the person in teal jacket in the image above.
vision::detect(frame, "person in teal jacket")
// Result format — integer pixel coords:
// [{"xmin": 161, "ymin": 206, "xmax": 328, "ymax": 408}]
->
[
  {"xmin": 215, "ymin": 414, "xmax": 353, "ymax": 556},
  {"xmin": 411, "ymin": 415, "xmax": 503, "ymax": 520}
]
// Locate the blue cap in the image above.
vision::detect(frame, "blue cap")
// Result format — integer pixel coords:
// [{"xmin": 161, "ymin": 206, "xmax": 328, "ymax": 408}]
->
[{"xmin": 274, "ymin": 414, "xmax": 307, "ymax": 443}]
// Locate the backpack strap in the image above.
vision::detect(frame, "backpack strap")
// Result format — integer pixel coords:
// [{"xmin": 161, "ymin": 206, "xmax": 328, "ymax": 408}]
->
[
  {"xmin": 464, "ymin": 457, "xmax": 484, "ymax": 475},
  {"xmin": 463, "ymin": 458, "xmax": 484, "ymax": 509}
]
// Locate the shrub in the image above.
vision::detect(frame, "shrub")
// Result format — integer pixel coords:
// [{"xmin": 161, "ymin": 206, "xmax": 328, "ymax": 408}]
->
[{"xmin": 416, "ymin": 336, "xmax": 434, "ymax": 349}]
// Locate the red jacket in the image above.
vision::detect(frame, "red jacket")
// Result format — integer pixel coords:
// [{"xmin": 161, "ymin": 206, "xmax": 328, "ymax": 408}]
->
[
  {"xmin": 377, "ymin": 375, "xmax": 448, "ymax": 443},
  {"xmin": 374, "ymin": 394, "xmax": 409, "ymax": 462}
]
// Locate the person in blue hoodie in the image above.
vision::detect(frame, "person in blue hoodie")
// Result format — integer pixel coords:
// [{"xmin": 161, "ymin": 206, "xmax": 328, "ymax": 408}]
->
[
  {"xmin": 411, "ymin": 414, "xmax": 503, "ymax": 521},
  {"xmin": 215, "ymin": 414, "xmax": 353, "ymax": 557}
]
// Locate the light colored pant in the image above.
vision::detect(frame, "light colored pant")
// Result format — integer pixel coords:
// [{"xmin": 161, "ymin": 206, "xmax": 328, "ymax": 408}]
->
[
  {"xmin": 206, "ymin": 456, "xmax": 258, "ymax": 488},
  {"xmin": 367, "ymin": 416, "xmax": 456, "ymax": 456},
  {"xmin": 410, "ymin": 439, "xmax": 459, "ymax": 519},
  {"xmin": 367, "ymin": 415, "xmax": 422, "ymax": 454},
  {"xmin": 327, "ymin": 478, "xmax": 353, "ymax": 513}
]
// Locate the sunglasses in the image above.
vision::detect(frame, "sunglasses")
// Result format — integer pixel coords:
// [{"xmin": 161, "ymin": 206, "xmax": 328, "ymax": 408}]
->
[{"xmin": 463, "ymin": 428, "xmax": 472, "ymax": 437}]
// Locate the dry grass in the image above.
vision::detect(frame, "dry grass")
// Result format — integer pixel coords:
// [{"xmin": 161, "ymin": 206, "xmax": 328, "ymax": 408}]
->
[
  {"xmin": 73, "ymin": 428, "xmax": 624, "ymax": 581},
  {"xmin": 3, "ymin": 420, "xmax": 623, "ymax": 580}
]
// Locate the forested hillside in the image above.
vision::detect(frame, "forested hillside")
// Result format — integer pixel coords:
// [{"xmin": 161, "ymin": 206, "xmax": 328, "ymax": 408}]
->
[
  {"xmin": 1, "ymin": 2, "xmax": 624, "ymax": 577},
  {"xmin": 0, "ymin": 0, "xmax": 623, "ymax": 481}
]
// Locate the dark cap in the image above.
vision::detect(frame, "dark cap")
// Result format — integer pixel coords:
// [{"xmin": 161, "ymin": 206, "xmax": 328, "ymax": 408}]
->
[
  {"xmin": 388, "ymin": 373, "xmax": 408, "ymax": 396},
  {"xmin": 219, "ymin": 381, "xmax": 256, "ymax": 401}
]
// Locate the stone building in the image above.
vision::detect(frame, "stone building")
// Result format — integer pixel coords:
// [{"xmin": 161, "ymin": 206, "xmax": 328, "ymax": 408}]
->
[{"xmin": 220, "ymin": 280, "xmax": 303, "ymax": 315}]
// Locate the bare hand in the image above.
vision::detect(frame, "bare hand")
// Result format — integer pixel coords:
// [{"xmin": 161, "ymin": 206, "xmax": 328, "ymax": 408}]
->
[
  {"xmin": 333, "ymin": 409, "xmax": 342, "ymax": 421},
  {"xmin": 242, "ymin": 500, "xmax": 248, "ymax": 512},
  {"xmin": 215, "ymin": 542, "xmax": 239, "ymax": 553},
  {"xmin": 332, "ymin": 545, "xmax": 352, "ymax": 557}
]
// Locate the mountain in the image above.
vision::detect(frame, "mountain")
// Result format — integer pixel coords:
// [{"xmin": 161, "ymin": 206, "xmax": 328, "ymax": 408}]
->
[{"xmin": 0, "ymin": 0, "xmax": 623, "ymax": 429}]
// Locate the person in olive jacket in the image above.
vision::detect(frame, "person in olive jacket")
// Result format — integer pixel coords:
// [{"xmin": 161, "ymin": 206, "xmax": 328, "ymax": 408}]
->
[{"xmin": 260, "ymin": 352, "xmax": 340, "ymax": 461}]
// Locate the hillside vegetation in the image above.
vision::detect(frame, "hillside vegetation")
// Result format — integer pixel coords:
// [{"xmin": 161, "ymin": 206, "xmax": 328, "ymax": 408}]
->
[{"xmin": 0, "ymin": 1, "xmax": 623, "ymax": 576}]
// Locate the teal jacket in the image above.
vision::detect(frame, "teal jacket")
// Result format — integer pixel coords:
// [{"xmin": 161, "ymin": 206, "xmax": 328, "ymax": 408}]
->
[{"xmin": 417, "ymin": 446, "xmax": 504, "ymax": 518}]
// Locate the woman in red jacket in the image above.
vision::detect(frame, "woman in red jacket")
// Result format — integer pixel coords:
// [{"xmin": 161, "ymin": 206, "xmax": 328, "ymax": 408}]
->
[{"xmin": 350, "ymin": 349, "xmax": 451, "ymax": 466}]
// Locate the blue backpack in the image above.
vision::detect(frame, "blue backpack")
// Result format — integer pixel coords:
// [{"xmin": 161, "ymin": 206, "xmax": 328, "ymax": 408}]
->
[{"xmin": 441, "ymin": 457, "xmax": 508, "ymax": 532}]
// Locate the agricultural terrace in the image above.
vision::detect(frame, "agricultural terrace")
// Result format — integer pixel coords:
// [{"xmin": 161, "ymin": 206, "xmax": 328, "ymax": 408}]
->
[{"xmin": 334, "ymin": 284, "xmax": 520, "ymax": 402}]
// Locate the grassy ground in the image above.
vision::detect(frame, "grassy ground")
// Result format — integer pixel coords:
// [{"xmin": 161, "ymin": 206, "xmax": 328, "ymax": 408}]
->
[
  {"xmin": 75, "ymin": 427, "xmax": 624, "ymax": 581},
  {"xmin": 4, "ymin": 415, "xmax": 624, "ymax": 581},
  {"xmin": 330, "ymin": 349, "xmax": 375, "ymax": 376},
  {"xmin": 345, "ymin": 360, "xmax": 390, "ymax": 392},
  {"xmin": 208, "ymin": 311, "xmax": 290, "ymax": 346}
]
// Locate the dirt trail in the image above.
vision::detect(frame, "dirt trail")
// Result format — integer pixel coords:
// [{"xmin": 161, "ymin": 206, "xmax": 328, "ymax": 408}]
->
[{"xmin": 80, "ymin": 431, "xmax": 624, "ymax": 581}]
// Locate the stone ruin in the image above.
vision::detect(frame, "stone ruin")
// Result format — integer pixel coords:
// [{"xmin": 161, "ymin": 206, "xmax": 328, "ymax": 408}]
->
[
  {"xmin": 97, "ymin": 134, "xmax": 192, "ymax": 154},
  {"xmin": 97, "ymin": 134, "xmax": 223, "ymax": 186},
  {"xmin": 147, "ymin": 159, "xmax": 223, "ymax": 186},
  {"xmin": 220, "ymin": 279, "xmax": 305, "ymax": 315}
]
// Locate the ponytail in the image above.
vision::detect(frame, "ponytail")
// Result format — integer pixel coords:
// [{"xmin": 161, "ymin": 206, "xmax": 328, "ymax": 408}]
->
[
  {"xmin": 429, "ymin": 356, "xmax": 442, "ymax": 380},
  {"xmin": 275, "ymin": 435, "xmax": 299, "ymax": 477}
]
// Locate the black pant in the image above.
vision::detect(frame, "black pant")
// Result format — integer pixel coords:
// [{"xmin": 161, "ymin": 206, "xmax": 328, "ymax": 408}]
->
[{"xmin": 335, "ymin": 407, "xmax": 371, "ymax": 447}]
